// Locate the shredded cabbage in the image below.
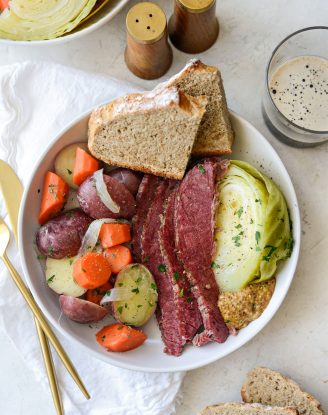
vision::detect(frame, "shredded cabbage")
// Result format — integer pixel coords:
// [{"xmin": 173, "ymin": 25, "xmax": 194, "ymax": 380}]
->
[{"xmin": 0, "ymin": 0, "xmax": 97, "ymax": 40}]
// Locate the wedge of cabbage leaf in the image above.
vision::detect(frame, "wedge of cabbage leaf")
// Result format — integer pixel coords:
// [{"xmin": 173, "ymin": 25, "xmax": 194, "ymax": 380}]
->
[
  {"xmin": 0, "ymin": 0, "xmax": 97, "ymax": 41},
  {"xmin": 213, "ymin": 160, "xmax": 293, "ymax": 292}
]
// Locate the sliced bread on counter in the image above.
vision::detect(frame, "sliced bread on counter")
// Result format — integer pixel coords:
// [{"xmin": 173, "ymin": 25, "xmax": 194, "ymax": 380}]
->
[
  {"xmin": 88, "ymin": 87, "xmax": 207, "ymax": 180},
  {"xmin": 241, "ymin": 368, "xmax": 324, "ymax": 415},
  {"xmin": 199, "ymin": 403, "xmax": 298, "ymax": 415},
  {"xmin": 158, "ymin": 59, "xmax": 234, "ymax": 156}
]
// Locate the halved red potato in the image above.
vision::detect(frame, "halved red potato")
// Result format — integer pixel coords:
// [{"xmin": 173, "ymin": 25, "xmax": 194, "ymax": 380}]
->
[{"xmin": 59, "ymin": 295, "xmax": 108, "ymax": 323}]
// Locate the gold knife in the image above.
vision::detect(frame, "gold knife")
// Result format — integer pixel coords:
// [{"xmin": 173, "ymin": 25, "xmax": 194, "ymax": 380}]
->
[{"xmin": 0, "ymin": 160, "xmax": 63, "ymax": 414}]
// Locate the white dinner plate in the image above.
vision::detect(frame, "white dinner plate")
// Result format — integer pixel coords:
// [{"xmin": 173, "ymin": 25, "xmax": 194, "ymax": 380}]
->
[
  {"xmin": 0, "ymin": 0, "xmax": 130, "ymax": 46},
  {"xmin": 18, "ymin": 110, "xmax": 301, "ymax": 372}
]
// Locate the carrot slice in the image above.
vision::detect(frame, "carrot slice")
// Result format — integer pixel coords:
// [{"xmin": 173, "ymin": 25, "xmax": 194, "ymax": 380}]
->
[
  {"xmin": 73, "ymin": 252, "xmax": 111, "ymax": 289},
  {"xmin": 96, "ymin": 324, "xmax": 147, "ymax": 352},
  {"xmin": 104, "ymin": 245, "xmax": 132, "ymax": 274},
  {"xmin": 38, "ymin": 171, "xmax": 69, "ymax": 224},
  {"xmin": 73, "ymin": 147, "xmax": 99, "ymax": 186},
  {"xmin": 99, "ymin": 223, "xmax": 131, "ymax": 249},
  {"xmin": 0, "ymin": 0, "xmax": 9, "ymax": 11},
  {"xmin": 86, "ymin": 281, "xmax": 112, "ymax": 305}
]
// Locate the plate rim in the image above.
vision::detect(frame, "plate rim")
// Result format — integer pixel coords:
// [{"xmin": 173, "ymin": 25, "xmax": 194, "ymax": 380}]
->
[{"xmin": 18, "ymin": 108, "xmax": 301, "ymax": 372}]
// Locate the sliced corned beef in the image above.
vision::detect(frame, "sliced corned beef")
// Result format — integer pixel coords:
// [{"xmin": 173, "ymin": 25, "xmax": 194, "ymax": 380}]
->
[
  {"xmin": 142, "ymin": 181, "xmax": 185, "ymax": 356},
  {"xmin": 175, "ymin": 158, "xmax": 230, "ymax": 346},
  {"xmin": 132, "ymin": 174, "xmax": 161, "ymax": 263},
  {"xmin": 159, "ymin": 186, "xmax": 202, "ymax": 344}
]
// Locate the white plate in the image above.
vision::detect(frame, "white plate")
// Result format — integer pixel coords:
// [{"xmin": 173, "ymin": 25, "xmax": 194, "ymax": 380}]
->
[
  {"xmin": 18, "ymin": 110, "xmax": 301, "ymax": 372},
  {"xmin": 0, "ymin": 0, "xmax": 129, "ymax": 46}
]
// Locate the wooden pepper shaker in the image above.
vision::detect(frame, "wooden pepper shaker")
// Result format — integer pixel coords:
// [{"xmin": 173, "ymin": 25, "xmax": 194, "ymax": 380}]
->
[
  {"xmin": 169, "ymin": 0, "xmax": 219, "ymax": 54},
  {"xmin": 125, "ymin": 2, "xmax": 173, "ymax": 80}
]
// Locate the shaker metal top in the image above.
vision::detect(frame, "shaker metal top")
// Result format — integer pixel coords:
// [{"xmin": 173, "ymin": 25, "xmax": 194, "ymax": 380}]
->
[
  {"xmin": 177, "ymin": 0, "xmax": 215, "ymax": 13},
  {"xmin": 126, "ymin": 2, "xmax": 167, "ymax": 44}
]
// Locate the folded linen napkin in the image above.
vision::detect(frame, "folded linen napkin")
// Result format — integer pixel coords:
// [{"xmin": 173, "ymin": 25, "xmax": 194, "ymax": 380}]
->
[{"xmin": 0, "ymin": 62, "xmax": 185, "ymax": 415}]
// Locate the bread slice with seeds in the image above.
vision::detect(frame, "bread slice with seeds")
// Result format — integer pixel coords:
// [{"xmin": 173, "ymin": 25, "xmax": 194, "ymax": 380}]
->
[
  {"xmin": 157, "ymin": 59, "xmax": 234, "ymax": 156},
  {"xmin": 241, "ymin": 367, "xmax": 324, "ymax": 415},
  {"xmin": 199, "ymin": 402, "xmax": 298, "ymax": 415},
  {"xmin": 88, "ymin": 86, "xmax": 207, "ymax": 180}
]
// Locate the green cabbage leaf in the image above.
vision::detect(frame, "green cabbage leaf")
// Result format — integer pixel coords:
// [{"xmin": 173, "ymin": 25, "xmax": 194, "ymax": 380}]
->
[
  {"xmin": 0, "ymin": 0, "xmax": 97, "ymax": 40},
  {"xmin": 213, "ymin": 160, "xmax": 293, "ymax": 292}
]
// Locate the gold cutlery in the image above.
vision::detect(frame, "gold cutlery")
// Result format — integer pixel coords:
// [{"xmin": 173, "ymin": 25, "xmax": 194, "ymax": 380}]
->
[
  {"xmin": 0, "ymin": 160, "xmax": 63, "ymax": 414},
  {"xmin": 0, "ymin": 161, "xmax": 90, "ymax": 412}
]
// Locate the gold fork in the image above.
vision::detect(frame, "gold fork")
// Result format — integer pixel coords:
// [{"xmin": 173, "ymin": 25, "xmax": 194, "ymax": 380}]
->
[{"xmin": 0, "ymin": 218, "xmax": 90, "ymax": 401}]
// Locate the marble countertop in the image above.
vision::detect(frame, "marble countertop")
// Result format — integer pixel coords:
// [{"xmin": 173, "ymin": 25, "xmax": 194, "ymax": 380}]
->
[{"xmin": 0, "ymin": 1, "xmax": 327, "ymax": 414}]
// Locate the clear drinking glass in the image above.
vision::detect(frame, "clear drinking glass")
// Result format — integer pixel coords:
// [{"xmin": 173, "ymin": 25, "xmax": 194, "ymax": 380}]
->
[{"xmin": 262, "ymin": 26, "xmax": 328, "ymax": 147}]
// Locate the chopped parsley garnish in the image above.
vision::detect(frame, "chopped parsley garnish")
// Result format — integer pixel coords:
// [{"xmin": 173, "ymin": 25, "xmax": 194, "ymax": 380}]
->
[
  {"xmin": 179, "ymin": 288, "xmax": 184, "ymax": 297},
  {"xmin": 211, "ymin": 262, "xmax": 220, "ymax": 269},
  {"xmin": 235, "ymin": 224, "xmax": 242, "ymax": 229},
  {"xmin": 187, "ymin": 296, "xmax": 192, "ymax": 303},
  {"xmin": 118, "ymin": 282, "xmax": 123, "ymax": 287},
  {"xmin": 255, "ymin": 231, "xmax": 261, "ymax": 245},
  {"xmin": 262, "ymin": 245, "xmax": 277, "ymax": 262},
  {"xmin": 106, "ymin": 290, "xmax": 111, "ymax": 296},
  {"xmin": 236, "ymin": 206, "xmax": 243, "ymax": 218},
  {"xmin": 137, "ymin": 304, "xmax": 143, "ymax": 308},
  {"xmin": 69, "ymin": 259, "xmax": 74, "ymax": 266},
  {"xmin": 131, "ymin": 287, "xmax": 140, "ymax": 294},
  {"xmin": 255, "ymin": 198, "xmax": 262, "ymax": 204},
  {"xmin": 173, "ymin": 272, "xmax": 179, "ymax": 282},
  {"xmin": 143, "ymin": 255, "xmax": 149, "ymax": 263},
  {"xmin": 158, "ymin": 264, "xmax": 166, "ymax": 272},
  {"xmin": 224, "ymin": 319, "xmax": 231, "ymax": 324},
  {"xmin": 232, "ymin": 235, "xmax": 241, "ymax": 247},
  {"xmin": 48, "ymin": 244, "xmax": 54, "ymax": 255},
  {"xmin": 151, "ymin": 283, "xmax": 157, "ymax": 292},
  {"xmin": 47, "ymin": 275, "xmax": 55, "ymax": 283},
  {"xmin": 256, "ymin": 247, "xmax": 261, "ymax": 252},
  {"xmin": 117, "ymin": 306, "xmax": 123, "ymax": 314},
  {"xmin": 136, "ymin": 277, "xmax": 142, "ymax": 284},
  {"xmin": 67, "ymin": 169, "xmax": 72, "ymax": 175},
  {"xmin": 250, "ymin": 218, "xmax": 254, "ymax": 224},
  {"xmin": 37, "ymin": 254, "xmax": 45, "ymax": 260},
  {"xmin": 197, "ymin": 163, "xmax": 206, "ymax": 174}
]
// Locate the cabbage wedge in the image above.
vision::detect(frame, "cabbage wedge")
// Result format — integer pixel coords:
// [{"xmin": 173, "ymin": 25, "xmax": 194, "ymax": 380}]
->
[
  {"xmin": 213, "ymin": 160, "xmax": 293, "ymax": 292},
  {"xmin": 0, "ymin": 0, "xmax": 97, "ymax": 41}
]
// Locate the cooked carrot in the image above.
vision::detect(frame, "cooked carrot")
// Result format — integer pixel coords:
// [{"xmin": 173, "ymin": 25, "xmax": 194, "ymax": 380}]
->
[
  {"xmin": 73, "ymin": 252, "xmax": 111, "ymax": 289},
  {"xmin": 73, "ymin": 147, "xmax": 99, "ymax": 186},
  {"xmin": 104, "ymin": 245, "xmax": 132, "ymax": 274},
  {"xmin": 96, "ymin": 324, "xmax": 147, "ymax": 352},
  {"xmin": 38, "ymin": 171, "xmax": 69, "ymax": 224},
  {"xmin": 86, "ymin": 281, "xmax": 112, "ymax": 305},
  {"xmin": 99, "ymin": 223, "xmax": 131, "ymax": 248},
  {"xmin": 0, "ymin": 0, "xmax": 9, "ymax": 11}
]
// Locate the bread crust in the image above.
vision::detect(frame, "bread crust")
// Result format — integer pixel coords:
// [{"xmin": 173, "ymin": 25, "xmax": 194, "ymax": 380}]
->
[{"xmin": 199, "ymin": 402, "xmax": 298, "ymax": 415}]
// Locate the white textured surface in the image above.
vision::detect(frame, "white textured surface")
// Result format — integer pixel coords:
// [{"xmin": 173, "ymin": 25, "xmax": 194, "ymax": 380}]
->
[{"xmin": 0, "ymin": 0, "xmax": 327, "ymax": 414}]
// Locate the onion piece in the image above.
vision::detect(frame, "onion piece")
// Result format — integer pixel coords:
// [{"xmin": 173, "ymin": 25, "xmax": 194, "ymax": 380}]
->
[
  {"xmin": 94, "ymin": 169, "xmax": 120, "ymax": 214},
  {"xmin": 100, "ymin": 288, "xmax": 134, "ymax": 305},
  {"xmin": 79, "ymin": 218, "xmax": 129, "ymax": 257}
]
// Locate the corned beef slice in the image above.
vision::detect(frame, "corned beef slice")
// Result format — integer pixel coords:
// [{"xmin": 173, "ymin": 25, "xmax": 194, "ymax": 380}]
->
[
  {"xmin": 142, "ymin": 181, "xmax": 185, "ymax": 356},
  {"xmin": 159, "ymin": 186, "xmax": 202, "ymax": 344},
  {"xmin": 175, "ymin": 158, "xmax": 230, "ymax": 346},
  {"xmin": 132, "ymin": 175, "xmax": 161, "ymax": 263}
]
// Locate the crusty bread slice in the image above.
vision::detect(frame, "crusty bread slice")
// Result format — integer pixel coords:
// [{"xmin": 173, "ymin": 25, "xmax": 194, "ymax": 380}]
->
[
  {"xmin": 88, "ymin": 87, "xmax": 207, "ymax": 180},
  {"xmin": 157, "ymin": 59, "xmax": 234, "ymax": 156},
  {"xmin": 199, "ymin": 402, "xmax": 298, "ymax": 415},
  {"xmin": 241, "ymin": 368, "xmax": 324, "ymax": 415}
]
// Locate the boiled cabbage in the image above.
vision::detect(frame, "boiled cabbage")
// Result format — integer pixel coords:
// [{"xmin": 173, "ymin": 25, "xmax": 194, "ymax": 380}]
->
[
  {"xmin": 213, "ymin": 160, "xmax": 293, "ymax": 292},
  {"xmin": 0, "ymin": 0, "xmax": 97, "ymax": 40}
]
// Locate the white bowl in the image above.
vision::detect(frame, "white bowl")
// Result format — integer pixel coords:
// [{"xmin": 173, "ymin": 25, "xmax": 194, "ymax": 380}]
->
[
  {"xmin": 18, "ymin": 110, "xmax": 301, "ymax": 372},
  {"xmin": 0, "ymin": 0, "xmax": 129, "ymax": 46}
]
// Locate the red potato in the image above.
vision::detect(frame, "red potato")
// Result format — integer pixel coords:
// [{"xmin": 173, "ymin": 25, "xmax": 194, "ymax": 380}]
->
[
  {"xmin": 36, "ymin": 209, "xmax": 92, "ymax": 259},
  {"xmin": 77, "ymin": 173, "xmax": 136, "ymax": 219},
  {"xmin": 59, "ymin": 295, "xmax": 108, "ymax": 323},
  {"xmin": 107, "ymin": 168, "xmax": 142, "ymax": 196}
]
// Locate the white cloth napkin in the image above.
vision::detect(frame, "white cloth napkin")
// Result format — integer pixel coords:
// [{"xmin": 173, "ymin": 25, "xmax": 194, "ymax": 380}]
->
[{"xmin": 0, "ymin": 62, "xmax": 185, "ymax": 415}]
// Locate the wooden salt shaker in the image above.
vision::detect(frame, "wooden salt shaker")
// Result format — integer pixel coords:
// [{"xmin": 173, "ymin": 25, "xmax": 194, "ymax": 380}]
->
[
  {"xmin": 125, "ymin": 2, "xmax": 173, "ymax": 80},
  {"xmin": 169, "ymin": 0, "xmax": 219, "ymax": 54}
]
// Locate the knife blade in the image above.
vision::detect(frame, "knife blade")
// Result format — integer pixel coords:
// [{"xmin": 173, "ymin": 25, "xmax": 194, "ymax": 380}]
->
[{"xmin": 0, "ymin": 160, "xmax": 23, "ymax": 245}]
